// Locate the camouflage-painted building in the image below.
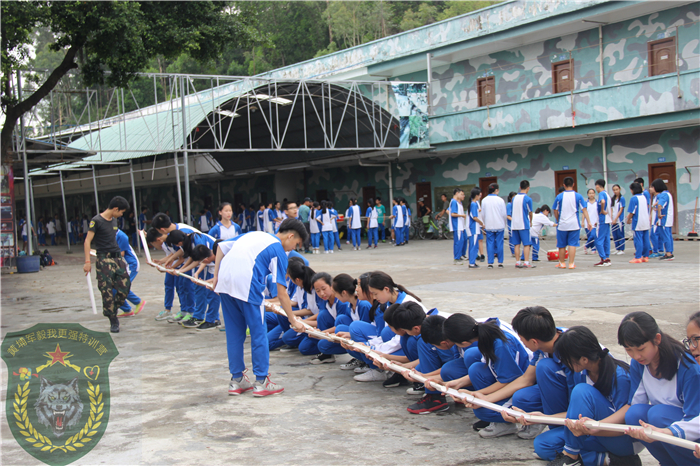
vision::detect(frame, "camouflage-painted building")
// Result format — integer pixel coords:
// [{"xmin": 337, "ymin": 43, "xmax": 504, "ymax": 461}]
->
[{"xmin": 24, "ymin": 0, "xmax": 700, "ymax": 234}]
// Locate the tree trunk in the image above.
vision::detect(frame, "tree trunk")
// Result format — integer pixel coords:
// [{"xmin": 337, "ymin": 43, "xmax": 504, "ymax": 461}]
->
[{"xmin": 0, "ymin": 44, "xmax": 80, "ymax": 161}]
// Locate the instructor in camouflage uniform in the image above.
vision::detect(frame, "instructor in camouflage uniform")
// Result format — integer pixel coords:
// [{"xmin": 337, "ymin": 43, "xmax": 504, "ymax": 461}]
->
[{"xmin": 83, "ymin": 196, "xmax": 131, "ymax": 333}]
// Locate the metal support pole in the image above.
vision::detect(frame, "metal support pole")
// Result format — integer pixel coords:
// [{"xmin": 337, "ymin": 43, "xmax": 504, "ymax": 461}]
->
[
  {"xmin": 29, "ymin": 177, "xmax": 37, "ymax": 252},
  {"xmin": 59, "ymin": 171, "xmax": 71, "ymax": 253},
  {"xmin": 426, "ymin": 53, "xmax": 433, "ymax": 116},
  {"xmin": 602, "ymin": 136, "xmax": 608, "ymax": 189},
  {"xmin": 388, "ymin": 162, "xmax": 394, "ymax": 205},
  {"xmin": 217, "ymin": 180, "xmax": 221, "ymax": 208},
  {"xmin": 180, "ymin": 76, "xmax": 191, "ymax": 225},
  {"xmin": 18, "ymin": 70, "xmax": 33, "ymax": 255},
  {"xmin": 129, "ymin": 160, "xmax": 141, "ymax": 254},
  {"xmin": 91, "ymin": 166, "xmax": 99, "ymax": 213},
  {"xmin": 598, "ymin": 26, "xmax": 604, "ymax": 87},
  {"xmin": 173, "ymin": 153, "xmax": 184, "ymax": 223}
]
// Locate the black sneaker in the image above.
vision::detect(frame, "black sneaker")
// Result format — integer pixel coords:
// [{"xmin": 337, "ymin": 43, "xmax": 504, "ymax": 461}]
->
[
  {"xmin": 608, "ymin": 453, "xmax": 642, "ymax": 466},
  {"xmin": 196, "ymin": 321, "xmax": 219, "ymax": 330},
  {"xmin": 660, "ymin": 254, "xmax": 674, "ymax": 261},
  {"xmin": 181, "ymin": 317, "xmax": 203, "ymax": 328},
  {"xmin": 498, "ymin": 264, "xmax": 504, "ymax": 268},
  {"xmin": 407, "ymin": 394, "xmax": 449, "ymax": 414},
  {"xmin": 383, "ymin": 371, "xmax": 409, "ymax": 388},
  {"xmin": 479, "ymin": 255, "xmax": 485, "ymax": 262},
  {"xmin": 468, "ymin": 264, "xmax": 479, "ymax": 269},
  {"xmin": 472, "ymin": 419, "xmax": 490, "ymax": 431},
  {"xmin": 109, "ymin": 316, "xmax": 120, "ymax": 333},
  {"xmin": 487, "ymin": 264, "xmax": 494, "ymax": 269},
  {"xmin": 546, "ymin": 453, "xmax": 583, "ymax": 466},
  {"xmin": 406, "ymin": 382, "xmax": 425, "ymax": 395}
]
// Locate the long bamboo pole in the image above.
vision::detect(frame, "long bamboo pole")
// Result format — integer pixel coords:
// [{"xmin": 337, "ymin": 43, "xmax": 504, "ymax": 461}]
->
[{"xmin": 262, "ymin": 302, "xmax": 699, "ymax": 452}]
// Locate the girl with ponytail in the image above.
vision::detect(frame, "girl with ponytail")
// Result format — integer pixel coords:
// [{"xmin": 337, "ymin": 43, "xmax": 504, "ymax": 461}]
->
[
  {"xmin": 446, "ymin": 314, "xmax": 530, "ymax": 436},
  {"xmin": 209, "ymin": 202, "xmax": 241, "ymax": 240},
  {"xmin": 618, "ymin": 312, "xmax": 700, "ymax": 466},
  {"xmin": 529, "ymin": 326, "xmax": 638, "ymax": 466}
]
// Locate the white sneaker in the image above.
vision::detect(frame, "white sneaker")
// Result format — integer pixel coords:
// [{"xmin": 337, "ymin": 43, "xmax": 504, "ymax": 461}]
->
[
  {"xmin": 329, "ymin": 250, "xmax": 334, "ymax": 254},
  {"xmin": 517, "ymin": 423, "xmax": 547, "ymax": 439},
  {"xmin": 617, "ymin": 250, "xmax": 625, "ymax": 255},
  {"xmin": 353, "ymin": 364, "xmax": 371, "ymax": 374},
  {"xmin": 325, "ymin": 250, "xmax": 329, "ymax": 254},
  {"xmin": 353, "ymin": 368, "xmax": 387, "ymax": 382},
  {"xmin": 154, "ymin": 310, "xmax": 172, "ymax": 321},
  {"xmin": 478, "ymin": 422, "xmax": 519, "ymax": 438},
  {"xmin": 228, "ymin": 372, "xmax": 254, "ymax": 395}
]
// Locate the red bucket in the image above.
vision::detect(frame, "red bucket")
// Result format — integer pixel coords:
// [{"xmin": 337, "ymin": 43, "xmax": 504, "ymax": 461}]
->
[{"xmin": 547, "ymin": 249, "xmax": 569, "ymax": 261}]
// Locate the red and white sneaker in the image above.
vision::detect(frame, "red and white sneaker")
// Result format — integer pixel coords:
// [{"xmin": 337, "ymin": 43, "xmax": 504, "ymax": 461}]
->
[
  {"xmin": 253, "ymin": 375, "xmax": 284, "ymax": 397},
  {"xmin": 593, "ymin": 260, "xmax": 605, "ymax": 267},
  {"xmin": 228, "ymin": 371, "xmax": 254, "ymax": 395}
]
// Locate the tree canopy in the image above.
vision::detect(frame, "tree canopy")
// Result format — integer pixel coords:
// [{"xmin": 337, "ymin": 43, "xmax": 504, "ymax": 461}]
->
[{"xmin": 1, "ymin": 0, "xmax": 260, "ymax": 159}]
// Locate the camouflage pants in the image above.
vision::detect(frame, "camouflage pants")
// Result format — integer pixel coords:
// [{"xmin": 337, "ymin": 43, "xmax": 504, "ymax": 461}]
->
[{"xmin": 96, "ymin": 256, "xmax": 131, "ymax": 318}]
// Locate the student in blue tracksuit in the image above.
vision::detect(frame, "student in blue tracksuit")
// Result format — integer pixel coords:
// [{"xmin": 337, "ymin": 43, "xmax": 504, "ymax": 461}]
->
[
  {"xmin": 450, "ymin": 189, "xmax": 467, "ymax": 265},
  {"xmin": 610, "ymin": 184, "xmax": 626, "ymax": 254},
  {"xmin": 139, "ymin": 207, "xmax": 149, "ymax": 231},
  {"xmin": 507, "ymin": 191, "xmax": 516, "ymax": 256},
  {"xmin": 402, "ymin": 199, "xmax": 410, "ymax": 245},
  {"xmin": 530, "ymin": 327, "xmax": 639, "ymax": 466},
  {"xmin": 147, "ymin": 229, "xmax": 187, "ymax": 322},
  {"xmin": 634, "ymin": 177, "xmax": 651, "ymax": 205},
  {"xmin": 271, "ymin": 258, "xmax": 317, "ymax": 349},
  {"xmin": 393, "ymin": 305, "xmax": 460, "ymax": 414},
  {"xmin": 366, "ymin": 200, "xmax": 379, "ymax": 248},
  {"xmin": 467, "ymin": 307, "xmax": 572, "ymax": 440},
  {"xmin": 468, "ymin": 188, "xmax": 484, "ymax": 268},
  {"xmin": 618, "ymin": 312, "xmax": 700, "ymax": 466},
  {"xmin": 329, "ymin": 203, "xmax": 342, "ymax": 249},
  {"xmin": 450, "ymin": 317, "xmax": 532, "ymax": 437},
  {"xmin": 320, "ymin": 201, "xmax": 335, "ymax": 254},
  {"xmin": 299, "ymin": 272, "xmax": 350, "ymax": 362},
  {"xmin": 391, "ymin": 197, "xmax": 404, "ymax": 246},
  {"xmin": 625, "ymin": 182, "xmax": 651, "ymax": 263},
  {"xmin": 594, "ymin": 179, "xmax": 612, "ymax": 267},
  {"xmin": 511, "ymin": 180, "xmax": 534, "ymax": 268},
  {"xmin": 318, "ymin": 273, "xmax": 373, "ymax": 362},
  {"xmin": 553, "ymin": 177, "xmax": 591, "ymax": 269},
  {"xmin": 347, "ymin": 198, "xmax": 362, "ymax": 250},
  {"xmin": 348, "ymin": 271, "xmax": 425, "ymax": 384},
  {"xmin": 213, "ymin": 218, "xmax": 307, "ymax": 397},
  {"xmin": 152, "ymin": 213, "xmax": 201, "ymax": 322},
  {"xmin": 651, "ymin": 178, "xmax": 675, "ymax": 261},
  {"xmin": 309, "ymin": 201, "xmax": 322, "ymax": 254},
  {"xmin": 115, "ymin": 229, "xmax": 145, "ymax": 317},
  {"xmin": 256, "ymin": 205, "xmax": 265, "ymax": 231},
  {"xmin": 209, "ymin": 202, "xmax": 241, "ymax": 240},
  {"xmin": 166, "ymin": 230, "xmax": 221, "ymax": 330}
]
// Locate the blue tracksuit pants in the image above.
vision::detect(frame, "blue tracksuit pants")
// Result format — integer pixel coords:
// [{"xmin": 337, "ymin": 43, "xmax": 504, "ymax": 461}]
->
[
  {"xmin": 322, "ymin": 231, "xmax": 334, "ymax": 252},
  {"xmin": 612, "ymin": 223, "xmax": 625, "ymax": 251},
  {"xmin": 595, "ymin": 223, "xmax": 611, "ymax": 260},
  {"xmin": 192, "ymin": 270, "xmax": 221, "ymax": 323},
  {"xmin": 534, "ymin": 384, "xmax": 636, "ymax": 464},
  {"xmin": 625, "ymin": 404, "xmax": 699, "ymax": 466},
  {"xmin": 486, "ymin": 229, "xmax": 505, "ymax": 264},
  {"xmin": 367, "ymin": 227, "xmax": 378, "ymax": 246},
  {"xmin": 453, "ymin": 230, "xmax": 465, "ymax": 260},
  {"xmin": 220, "ymin": 294, "xmax": 269, "ymax": 380},
  {"xmin": 633, "ymin": 230, "xmax": 650, "ymax": 259}
]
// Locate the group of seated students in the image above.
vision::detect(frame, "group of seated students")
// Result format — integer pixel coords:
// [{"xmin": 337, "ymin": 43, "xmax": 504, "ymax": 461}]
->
[
  {"xmin": 143, "ymin": 217, "xmax": 700, "ymax": 466},
  {"xmin": 261, "ymin": 264, "xmax": 699, "ymax": 466}
]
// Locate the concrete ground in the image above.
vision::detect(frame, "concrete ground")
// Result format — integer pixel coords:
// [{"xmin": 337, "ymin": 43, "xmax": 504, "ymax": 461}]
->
[{"xmin": 2, "ymin": 237, "xmax": 698, "ymax": 465}]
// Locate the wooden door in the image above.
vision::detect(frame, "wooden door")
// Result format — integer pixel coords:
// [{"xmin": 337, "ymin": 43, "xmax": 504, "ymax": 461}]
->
[
  {"xmin": 648, "ymin": 37, "xmax": 676, "ymax": 76},
  {"xmin": 415, "ymin": 182, "xmax": 432, "ymax": 210},
  {"xmin": 554, "ymin": 169, "xmax": 578, "ymax": 193},
  {"xmin": 362, "ymin": 186, "xmax": 376, "ymax": 211},
  {"xmin": 479, "ymin": 176, "xmax": 498, "ymax": 196},
  {"xmin": 315, "ymin": 189, "xmax": 328, "ymax": 202},
  {"xmin": 552, "ymin": 60, "xmax": 574, "ymax": 94},
  {"xmin": 478, "ymin": 77, "xmax": 495, "ymax": 107},
  {"xmin": 648, "ymin": 162, "xmax": 678, "ymax": 234}
]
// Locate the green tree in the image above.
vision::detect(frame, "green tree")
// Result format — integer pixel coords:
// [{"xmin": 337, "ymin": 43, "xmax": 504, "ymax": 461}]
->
[
  {"xmin": 1, "ymin": 1, "xmax": 260, "ymax": 160},
  {"xmin": 436, "ymin": 1, "xmax": 496, "ymax": 21}
]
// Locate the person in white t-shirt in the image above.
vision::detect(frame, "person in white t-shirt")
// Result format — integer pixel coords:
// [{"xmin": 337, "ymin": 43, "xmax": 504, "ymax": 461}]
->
[
  {"xmin": 552, "ymin": 176, "xmax": 592, "ymax": 269},
  {"xmin": 529, "ymin": 205, "xmax": 557, "ymax": 262},
  {"xmin": 584, "ymin": 189, "xmax": 599, "ymax": 255},
  {"xmin": 46, "ymin": 218, "xmax": 57, "ymax": 246},
  {"xmin": 480, "ymin": 183, "xmax": 508, "ymax": 268}
]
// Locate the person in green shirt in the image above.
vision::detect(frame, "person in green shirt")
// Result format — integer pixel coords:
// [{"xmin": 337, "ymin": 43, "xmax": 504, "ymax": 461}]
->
[
  {"xmin": 375, "ymin": 197, "xmax": 387, "ymax": 243},
  {"xmin": 298, "ymin": 198, "xmax": 312, "ymax": 253}
]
